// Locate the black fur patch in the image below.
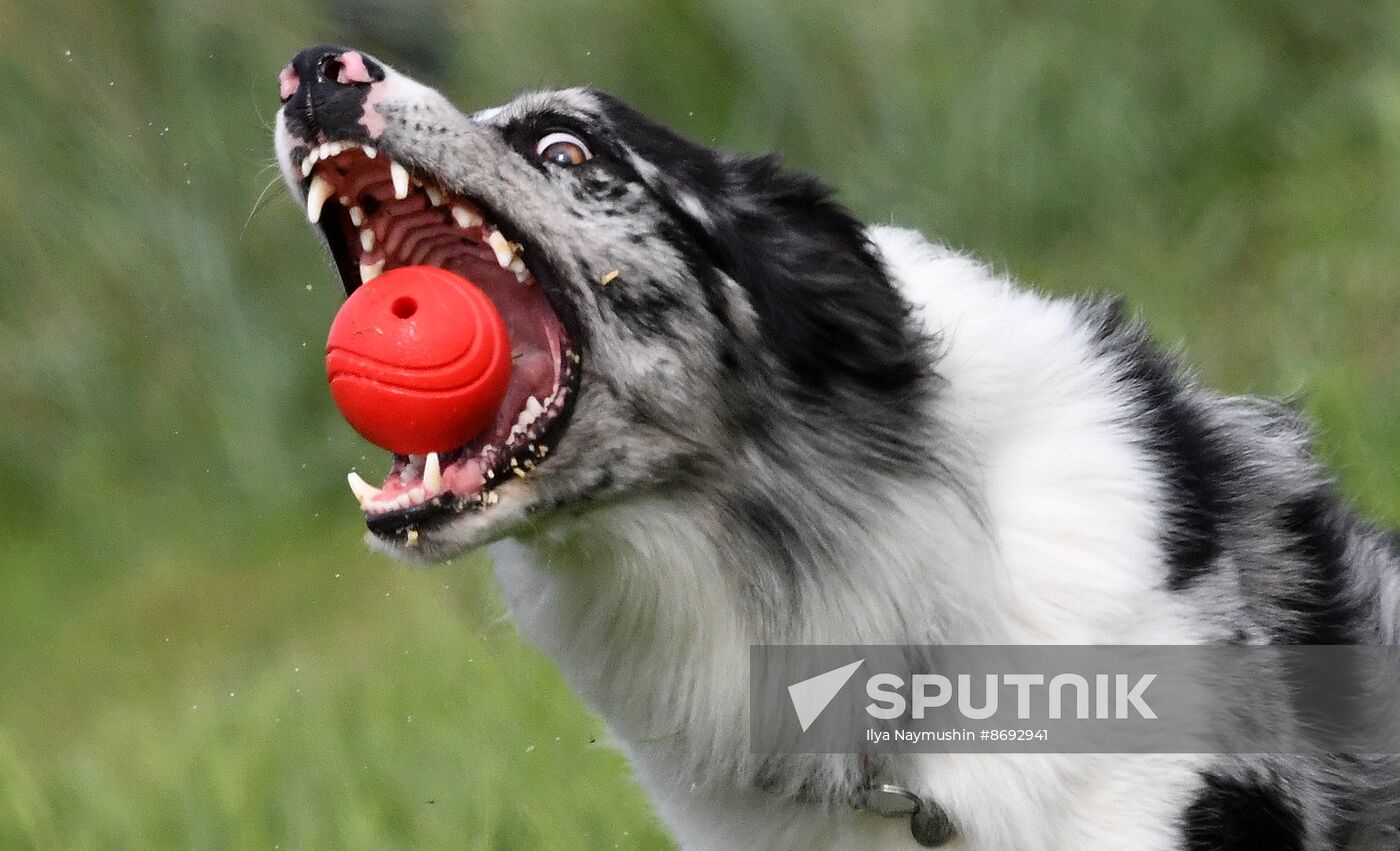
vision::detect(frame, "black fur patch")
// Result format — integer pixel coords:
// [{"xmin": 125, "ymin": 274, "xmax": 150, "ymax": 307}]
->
[
  {"xmin": 591, "ymin": 93, "xmax": 931, "ymax": 411},
  {"xmin": 1079, "ymin": 298, "xmax": 1231, "ymax": 590},
  {"xmin": 1275, "ymin": 491, "xmax": 1356, "ymax": 644},
  {"xmin": 1181, "ymin": 772, "xmax": 1304, "ymax": 851}
]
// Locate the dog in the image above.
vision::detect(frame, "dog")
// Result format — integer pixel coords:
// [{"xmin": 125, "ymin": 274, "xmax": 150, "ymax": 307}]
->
[{"xmin": 275, "ymin": 45, "xmax": 1400, "ymax": 849}]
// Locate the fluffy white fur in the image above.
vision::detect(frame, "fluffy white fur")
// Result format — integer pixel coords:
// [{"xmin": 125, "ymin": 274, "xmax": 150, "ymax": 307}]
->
[{"xmin": 489, "ymin": 227, "xmax": 1217, "ymax": 849}]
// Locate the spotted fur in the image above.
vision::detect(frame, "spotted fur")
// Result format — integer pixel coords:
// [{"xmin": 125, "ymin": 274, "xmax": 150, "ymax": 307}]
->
[{"xmin": 276, "ymin": 47, "xmax": 1400, "ymax": 850}]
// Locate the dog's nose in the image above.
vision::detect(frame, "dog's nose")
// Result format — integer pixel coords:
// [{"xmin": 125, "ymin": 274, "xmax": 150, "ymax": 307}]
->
[{"xmin": 279, "ymin": 44, "xmax": 384, "ymax": 106}]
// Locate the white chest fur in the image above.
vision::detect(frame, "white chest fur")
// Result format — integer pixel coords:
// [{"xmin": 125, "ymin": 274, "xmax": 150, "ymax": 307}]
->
[{"xmin": 488, "ymin": 228, "xmax": 1209, "ymax": 849}]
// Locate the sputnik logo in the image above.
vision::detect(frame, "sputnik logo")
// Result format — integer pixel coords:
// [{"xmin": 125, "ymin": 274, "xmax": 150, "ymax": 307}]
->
[{"xmin": 787, "ymin": 659, "xmax": 865, "ymax": 732}]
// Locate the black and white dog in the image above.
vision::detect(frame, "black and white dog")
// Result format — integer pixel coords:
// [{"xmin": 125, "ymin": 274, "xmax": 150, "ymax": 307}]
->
[{"xmin": 275, "ymin": 46, "xmax": 1400, "ymax": 850}]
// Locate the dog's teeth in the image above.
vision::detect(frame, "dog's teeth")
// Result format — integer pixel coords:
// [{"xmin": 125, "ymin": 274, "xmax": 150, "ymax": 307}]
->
[
  {"xmin": 300, "ymin": 153, "xmax": 316, "ymax": 179},
  {"xmin": 510, "ymin": 396, "xmax": 546, "ymax": 436},
  {"xmin": 509, "ymin": 257, "xmax": 529, "ymax": 283},
  {"xmin": 408, "ymin": 486, "xmax": 426, "ymax": 504},
  {"xmin": 359, "ymin": 259, "xmax": 384, "ymax": 283},
  {"xmin": 360, "ymin": 229, "xmax": 375, "ymax": 252},
  {"xmin": 390, "ymin": 161, "xmax": 409, "ymax": 199},
  {"xmin": 487, "ymin": 230, "xmax": 517, "ymax": 269},
  {"xmin": 306, "ymin": 174, "xmax": 334, "ymax": 224},
  {"xmin": 348, "ymin": 206, "xmax": 365, "ymax": 227},
  {"xmin": 347, "ymin": 471, "xmax": 381, "ymax": 506},
  {"xmin": 423, "ymin": 452, "xmax": 442, "ymax": 493},
  {"xmin": 425, "ymin": 186, "xmax": 444, "ymax": 206},
  {"xmin": 363, "ymin": 145, "xmax": 377, "ymax": 159},
  {"xmin": 452, "ymin": 205, "xmax": 482, "ymax": 228}
]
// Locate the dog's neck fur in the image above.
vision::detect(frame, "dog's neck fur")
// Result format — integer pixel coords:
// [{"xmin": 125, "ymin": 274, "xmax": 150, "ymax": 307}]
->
[{"xmin": 487, "ymin": 226, "xmax": 1208, "ymax": 846}]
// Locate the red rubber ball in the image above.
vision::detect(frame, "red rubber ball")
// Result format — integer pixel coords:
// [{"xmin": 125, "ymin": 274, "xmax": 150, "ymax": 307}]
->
[{"xmin": 325, "ymin": 266, "xmax": 511, "ymax": 455}]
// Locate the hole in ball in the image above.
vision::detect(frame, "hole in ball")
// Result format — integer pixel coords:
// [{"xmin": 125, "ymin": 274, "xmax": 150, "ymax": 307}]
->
[{"xmin": 391, "ymin": 296, "xmax": 418, "ymax": 319}]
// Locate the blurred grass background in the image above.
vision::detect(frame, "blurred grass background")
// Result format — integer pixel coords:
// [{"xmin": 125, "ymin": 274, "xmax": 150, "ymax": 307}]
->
[{"xmin": 1, "ymin": 0, "xmax": 1399, "ymax": 847}]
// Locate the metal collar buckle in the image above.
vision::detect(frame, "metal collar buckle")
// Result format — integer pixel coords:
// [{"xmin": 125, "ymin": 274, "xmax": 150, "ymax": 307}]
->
[{"xmin": 856, "ymin": 784, "xmax": 957, "ymax": 848}]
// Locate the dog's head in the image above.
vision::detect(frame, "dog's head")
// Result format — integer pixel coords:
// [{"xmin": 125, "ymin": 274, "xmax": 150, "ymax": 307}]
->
[{"xmin": 275, "ymin": 46, "xmax": 930, "ymax": 560}]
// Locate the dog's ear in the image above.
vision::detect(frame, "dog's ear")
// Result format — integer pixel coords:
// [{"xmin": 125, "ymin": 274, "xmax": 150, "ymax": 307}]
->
[
  {"xmin": 605, "ymin": 104, "xmax": 927, "ymax": 399},
  {"xmin": 677, "ymin": 154, "xmax": 927, "ymax": 398}
]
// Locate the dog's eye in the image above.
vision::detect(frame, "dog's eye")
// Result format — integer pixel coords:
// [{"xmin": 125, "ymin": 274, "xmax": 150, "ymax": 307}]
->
[{"xmin": 535, "ymin": 131, "xmax": 592, "ymax": 167}]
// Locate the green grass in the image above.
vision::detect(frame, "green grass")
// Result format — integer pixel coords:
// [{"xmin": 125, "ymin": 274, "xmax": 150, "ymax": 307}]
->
[
  {"xmin": 3, "ymin": 0, "xmax": 1400, "ymax": 847},
  {"xmin": 0, "ymin": 521, "xmax": 669, "ymax": 849}
]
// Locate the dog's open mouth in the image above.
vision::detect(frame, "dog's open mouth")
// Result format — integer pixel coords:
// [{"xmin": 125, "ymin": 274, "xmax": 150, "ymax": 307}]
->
[{"xmin": 299, "ymin": 141, "xmax": 581, "ymax": 539}]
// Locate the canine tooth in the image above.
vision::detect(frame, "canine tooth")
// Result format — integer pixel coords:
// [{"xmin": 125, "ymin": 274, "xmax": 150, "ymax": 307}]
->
[
  {"xmin": 306, "ymin": 174, "xmax": 334, "ymax": 223},
  {"xmin": 347, "ymin": 471, "xmax": 380, "ymax": 506},
  {"xmin": 423, "ymin": 452, "xmax": 442, "ymax": 492},
  {"xmin": 390, "ymin": 161, "xmax": 409, "ymax": 199},
  {"xmin": 348, "ymin": 205, "xmax": 365, "ymax": 227},
  {"xmin": 360, "ymin": 229, "xmax": 375, "ymax": 252},
  {"xmin": 425, "ymin": 186, "xmax": 444, "ymax": 206},
  {"xmin": 359, "ymin": 259, "xmax": 384, "ymax": 282},
  {"xmin": 452, "ymin": 205, "xmax": 482, "ymax": 228},
  {"xmin": 363, "ymin": 145, "xmax": 377, "ymax": 158},
  {"xmin": 487, "ymin": 230, "xmax": 516, "ymax": 269}
]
